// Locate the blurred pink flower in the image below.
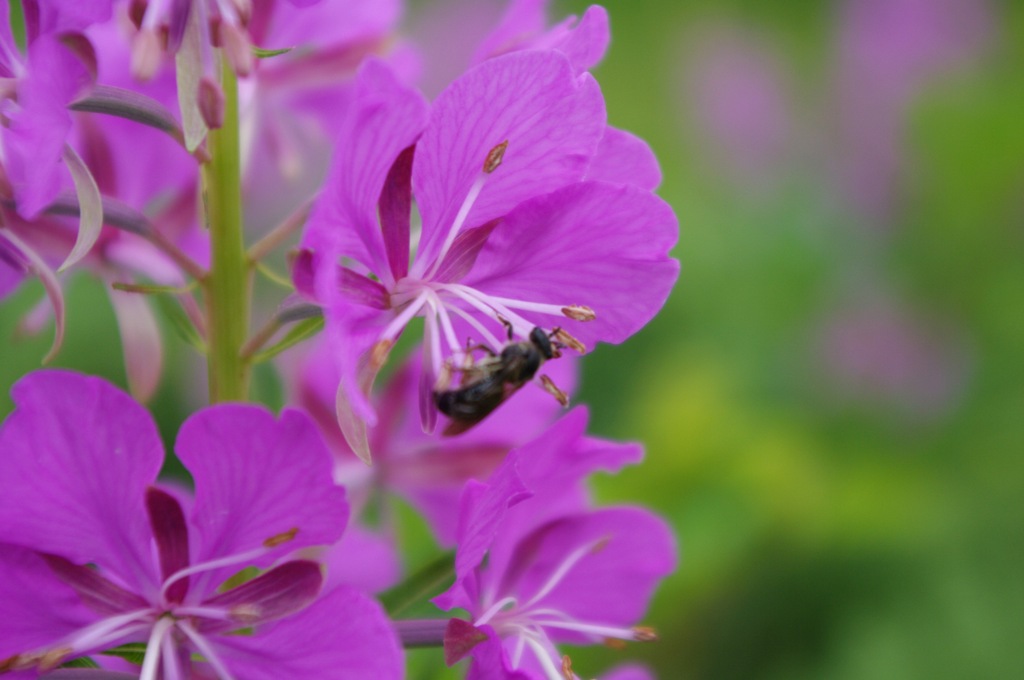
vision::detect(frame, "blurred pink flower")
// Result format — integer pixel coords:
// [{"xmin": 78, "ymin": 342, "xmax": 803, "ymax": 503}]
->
[
  {"xmin": 680, "ymin": 22, "xmax": 795, "ymax": 192},
  {"xmin": 815, "ymin": 294, "xmax": 972, "ymax": 421},
  {"xmin": 833, "ymin": 0, "xmax": 993, "ymax": 222}
]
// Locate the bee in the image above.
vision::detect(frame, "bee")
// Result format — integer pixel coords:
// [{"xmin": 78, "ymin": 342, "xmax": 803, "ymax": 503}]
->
[{"xmin": 434, "ymin": 326, "xmax": 573, "ymax": 436}]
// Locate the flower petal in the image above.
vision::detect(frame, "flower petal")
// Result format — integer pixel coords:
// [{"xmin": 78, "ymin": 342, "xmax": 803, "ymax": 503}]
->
[
  {"xmin": 505, "ymin": 507, "xmax": 676, "ymax": 639},
  {"xmin": 433, "ymin": 459, "xmax": 532, "ymax": 611},
  {"xmin": 3, "ymin": 35, "xmax": 91, "ymax": 219},
  {"xmin": 301, "ymin": 58, "xmax": 428, "ymax": 282},
  {"xmin": 413, "ymin": 50, "xmax": 605, "ymax": 271},
  {"xmin": 0, "ymin": 371, "xmax": 163, "ymax": 593},
  {"xmin": 210, "ymin": 585, "xmax": 403, "ymax": 680},
  {"xmin": 202, "ymin": 560, "xmax": 324, "ymax": 627},
  {"xmin": 586, "ymin": 126, "xmax": 662, "ymax": 191},
  {"xmin": 463, "ymin": 181, "xmax": 679, "ymax": 349},
  {"xmin": 322, "ymin": 524, "xmax": 400, "ymax": 594},
  {"xmin": 0, "ymin": 545, "xmax": 99, "ymax": 660},
  {"xmin": 175, "ymin": 406, "xmax": 348, "ymax": 591}
]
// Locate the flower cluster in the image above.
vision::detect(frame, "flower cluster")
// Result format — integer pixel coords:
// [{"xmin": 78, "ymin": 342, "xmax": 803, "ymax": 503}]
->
[{"xmin": 0, "ymin": 1, "xmax": 679, "ymax": 678}]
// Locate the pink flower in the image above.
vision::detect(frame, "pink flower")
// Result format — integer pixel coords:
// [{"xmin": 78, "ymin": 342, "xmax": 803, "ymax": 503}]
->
[
  {"xmin": 435, "ymin": 409, "xmax": 676, "ymax": 680},
  {"xmin": 0, "ymin": 370, "xmax": 401, "ymax": 679},
  {"xmin": 298, "ymin": 53, "xmax": 678, "ymax": 457}
]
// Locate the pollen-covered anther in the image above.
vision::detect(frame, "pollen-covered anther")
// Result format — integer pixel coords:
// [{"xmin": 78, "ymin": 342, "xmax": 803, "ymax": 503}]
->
[
  {"xmin": 229, "ymin": 603, "xmax": 263, "ymax": 624},
  {"xmin": 560, "ymin": 654, "xmax": 576, "ymax": 680},
  {"xmin": 28, "ymin": 647, "xmax": 72, "ymax": 673},
  {"xmin": 539, "ymin": 374, "xmax": 569, "ymax": 407},
  {"xmin": 370, "ymin": 339, "xmax": 393, "ymax": 370},
  {"xmin": 632, "ymin": 626, "xmax": 658, "ymax": 642},
  {"xmin": 263, "ymin": 527, "xmax": 299, "ymax": 548},
  {"xmin": 561, "ymin": 305, "xmax": 596, "ymax": 322},
  {"xmin": 603, "ymin": 638, "xmax": 628, "ymax": 650},
  {"xmin": 553, "ymin": 328, "xmax": 587, "ymax": 355},
  {"xmin": 483, "ymin": 140, "xmax": 509, "ymax": 174}
]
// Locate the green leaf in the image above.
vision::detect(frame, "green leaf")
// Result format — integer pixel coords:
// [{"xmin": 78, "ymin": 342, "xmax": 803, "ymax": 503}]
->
[
  {"xmin": 250, "ymin": 315, "xmax": 324, "ymax": 364},
  {"xmin": 154, "ymin": 293, "xmax": 206, "ymax": 352},
  {"xmin": 252, "ymin": 45, "xmax": 294, "ymax": 58},
  {"xmin": 101, "ymin": 642, "xmax": 148, "ymax": 666},
  {"xmin": 60, "ymin": 656, "xmax": 100, "ymax": 668},
  {"xmin": 379, "ymin": 552, "xmax": 456, "ymax": 618}
]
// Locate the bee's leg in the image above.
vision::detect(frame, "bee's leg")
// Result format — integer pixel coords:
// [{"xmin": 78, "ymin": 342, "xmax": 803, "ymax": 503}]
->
[{"xmin": 497, "ymin": 315, "xmax": 514, "ymax": 341}]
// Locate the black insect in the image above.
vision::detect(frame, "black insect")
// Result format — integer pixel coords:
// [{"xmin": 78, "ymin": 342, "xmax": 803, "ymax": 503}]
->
[{"xmin": 434, "ymin": 326, "xmax": 568, "ymax": 436}]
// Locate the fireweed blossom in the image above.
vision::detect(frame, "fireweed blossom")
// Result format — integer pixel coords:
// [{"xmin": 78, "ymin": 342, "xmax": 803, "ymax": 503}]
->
[
  {"xmin": 298, "ymin": 51, "xmax": 678, "ymax": 458},
  {"xmin": 0, "ymin": 371, "xmax": 402, "ymax": 679},
  {"xmin": 434, "ymin": 408, "xmax": 676, "ymax": 679},
  {"xmin": 291, "ymin": 339, "xmax": 578, "ymax": 543}
]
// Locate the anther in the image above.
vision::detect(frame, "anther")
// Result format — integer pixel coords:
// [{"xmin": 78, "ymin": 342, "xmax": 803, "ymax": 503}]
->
[
  {"xmin": 483, "ymin": 141, "xmax": 509, "ymax": 174},
  {"xmin": 561, "ymin": 305, "xmax": 596, "ymax": 322},
  {"xmin": 553, "ymin": 328, "xmax": 587, "ymax": 354},
  {"xmin": 632, "ymin": 626, "xmax": 658, "ymax": 642},
  {"xmin": 38, "ymin": 648, "xmax": 72, "ymax": 672},
  {"xmin": 263, "ymin": 527, "xmax": 299, "ymax": 548},
  {"xmin": 230, "ymin": 603, "xmax": 263, "ymax": 624},
  {"xmin": 603, "ymin": 638, "xmax": 628, "ymax": 650},
  {"xmin": 539, "ymin": 375, "xmax": 569, "ymax": 407},
  {"xmin": 370, "ymin": 339, "xmax": 393, "ymax": 370},
  {"xmin": 560, "ymin": 654, "xmax": 575, "ymax": 680}
]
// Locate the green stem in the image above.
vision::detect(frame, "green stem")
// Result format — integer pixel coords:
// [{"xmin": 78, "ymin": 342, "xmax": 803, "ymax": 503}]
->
[{"xmin": 203, "ymin": 60, "xmax": 250, "ymax": 402}]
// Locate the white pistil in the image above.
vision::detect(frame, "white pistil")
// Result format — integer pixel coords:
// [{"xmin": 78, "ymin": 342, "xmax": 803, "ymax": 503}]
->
[
  {"xmin": 422, "ymin": 175, "xmax": 488, "ymax": 281},
  {"xmin": 65, "ymin": 609, "xmax": 154, "ymax": 652},
  {"xmin": 161, "ymin": 627, "xmax": 184, "ymax": 680},
  {"xmin": 173, "ymin": 605, "xmax": 233, "ymax": 620},
  {"xmin": 180, "ymin": 620, "xmax": 238, "ymax": 680},
  {"xmin": 523, "ymin": 635, "xmax": 572, "ymax": 680},
  {"xmin": 529, "ymin": 617, "xmax": 650, "ymax": 642},
  {"xmin": 161, "ymin": 543, "xmax": 282, "ymax": 602},
  {"xmin": 139, "ymin": 616, "xmax": 175, "ymax": 680},
  {"xmin": 473, "ymin": 595, "xmax": 518, "ymax": 627},
  {"xmin": 434, "ymin": 300, "xmax": 463, "ymax": 357},
  {"xmin": 520, "ymin": 538, "xmax": 606, "ymax": 610},
  {"xmin": 379, "ymin": 291, "xmax": 430, "ymax": 342},
  {"xmin": 446, "ymin": 304, "xmax": 504, "ymax": 354},
  {"xmin": 437, "ymin": 284, "xmax": 534, "ymax": 339},
  {"xmin": 483, "ymin": 295, "xmax": 583, "ymax": 319}
]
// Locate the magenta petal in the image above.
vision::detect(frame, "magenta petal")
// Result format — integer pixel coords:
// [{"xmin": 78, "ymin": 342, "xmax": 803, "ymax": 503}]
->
[
  {"xmin": 508, "ymin": 508, "xmax": 676, "ymax": 638},
  {"xmin": 463, "ymin": 627, "xmax": 531, "ymax": 680},
  {"xmin": 0, "ymin": 239, "xmax": 26, "ymax": 300},
  {"xmin": 4, "ymin": 35, "xmax": 91, "ymax": 219},
  {"xmin": 0, "ymin": 545, "xmax": 99, "ymax": 659},
  {"xmin": 211, "ymin": 585, "xmax": 403, "ymax": 680},
  {"xmin": 301, "ymin": 59, "xmax": 428, "ymax": 282},
  {"xmin": 145, "ymin": 488, "xmax": 190, "ymax": 603},
  {"xmin": 547, "ymin": 5, "xmax": 610, "ymax": 74},
  {"xmin": 433, "ymin": 461, "xmax": 532, "ymax": 611},
  {"xmin": 378, "ymin": 145, "xmax": 415, "ymax": 280},
  {"xmin": 463, "ymin": 181, "xmax": 679, "ymax": 349},
  {"xmin": 202, "ymin": 560, "xmax": 323, "ymax": 627},
  {"xmin": 587, "ymin": 126, "xmax": 663, "ymax": 191},
  {"xmin": 40, "ymin": 554, "xmax": 150, "ymax": 616},
  {"xmin": 175, "ymin": 406, "xmax": 348, "ymax": 588},
  {"xmin": 0, "ymin": 371, "xmax": 163, "ymax": 593},
  {"xmin": 323, "ymin": 524, "xmax": 400, "ymax": 594},
  {"xmin": 413, "ymin": 51, "xmax": 606, "ymax": 269}
]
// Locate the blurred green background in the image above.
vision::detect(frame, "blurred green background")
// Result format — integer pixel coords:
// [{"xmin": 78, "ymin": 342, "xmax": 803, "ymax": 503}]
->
[{"xmin": 3, "ymin": 0, "xmax": 1023, "ymax": 678}]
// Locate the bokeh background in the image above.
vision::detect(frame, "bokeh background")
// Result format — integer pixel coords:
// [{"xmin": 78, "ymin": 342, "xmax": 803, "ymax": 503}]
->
[{"xmin": 2, "ymin": 0, "xmax": 1023, "ymax": 678}]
